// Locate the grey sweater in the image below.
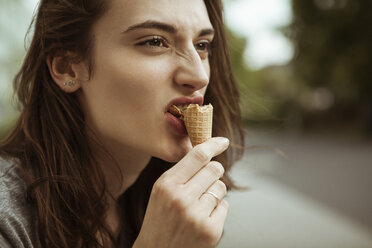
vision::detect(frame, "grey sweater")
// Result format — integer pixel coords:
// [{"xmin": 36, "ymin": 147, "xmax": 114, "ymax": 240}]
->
[{"xmin": 0, "ymin": 157, "xmax": 40, "ymax": 248}]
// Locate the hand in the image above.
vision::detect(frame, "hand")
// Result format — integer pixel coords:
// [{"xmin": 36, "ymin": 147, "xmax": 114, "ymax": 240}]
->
[{"xmin": 133, "ymin": 137, "xmax": 230, "ymax": 248}]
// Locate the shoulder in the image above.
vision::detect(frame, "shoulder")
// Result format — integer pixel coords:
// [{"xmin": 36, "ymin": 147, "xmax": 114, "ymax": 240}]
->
[
  {"xmin": 0, "ymin": 157, "xmax": 28, "ymax": 213},
  {"xmin": 0, "ymin": 157, "xmax": 40, "ymax": 248},
  {"xmin": 0, "ymin": 156, "xmax": 27, "ymax": 198}
]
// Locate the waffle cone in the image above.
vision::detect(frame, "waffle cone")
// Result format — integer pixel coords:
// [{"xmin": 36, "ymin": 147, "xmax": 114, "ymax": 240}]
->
[{"xmin": 183, "ymin": 104, "xmax": 213, "ymax": 146}]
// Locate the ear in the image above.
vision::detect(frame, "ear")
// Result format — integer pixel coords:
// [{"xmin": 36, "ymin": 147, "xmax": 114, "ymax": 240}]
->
[{"xmin": 46, "ymin": 52, "xmax": 88, "ymax": 93}]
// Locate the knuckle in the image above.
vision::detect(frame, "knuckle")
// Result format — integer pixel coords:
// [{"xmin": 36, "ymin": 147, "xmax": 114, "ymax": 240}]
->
[
  {"xmin": 207, "ymin": 161, "xmax": 224, "ymax": 177},
  {"xmin": 199, "ymin": 223, "xmax": 220, "ymax": 245},
  {"xmin": 221, "ymin": 199, "xmax": 230, "ymax": 210},
  {"xmin": 192, "ymin": 146, "xmax": 210, "ymax": 163},
  {"xmin": 215, "ymin": 180, "xmax": 227, "ymax": 195},
  {"xmin": 153, "ymin": 179, "xmax": 191, "ymax": 210},
  {"xmin": 185, "ymin": 209, "xmax": 203, "ymax": 228},
  {"xmin": 153, "ymin": 179, "xmax": 165, "ymax": 193},
  {"xmin": 153, "ymin": 177, "xmax": 175, "ymax": 198},
  {"xmin": 171, "ymin": 194, "xmax": 190, "ymax": 211}
]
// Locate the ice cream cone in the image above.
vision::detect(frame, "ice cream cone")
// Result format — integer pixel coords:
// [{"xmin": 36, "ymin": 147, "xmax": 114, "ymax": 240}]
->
[{"xmin": 183, "ymin": 104, "xmax": 213, "ymax": 146}]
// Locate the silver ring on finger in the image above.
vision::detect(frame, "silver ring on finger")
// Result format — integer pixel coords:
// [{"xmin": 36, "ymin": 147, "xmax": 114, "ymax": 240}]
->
[{"xmin": 204, "ymin": 191, "xmax": 221, "ymax": 206}]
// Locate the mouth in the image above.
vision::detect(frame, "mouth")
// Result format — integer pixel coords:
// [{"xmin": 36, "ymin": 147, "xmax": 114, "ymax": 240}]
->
[
  {"xmin": 165, "ymin": 96, "xmax": 204, "ymax": 116},
  {"xmin": 167, "ymin": 105, "xmax": 187, "ymax": 120},
  {"xmin": 164, "ymin": 96, "xmax": 203, "ymax": 136},
  {"xmin": 165, "ymin": 108, "xmax": 188, "ymax": 135}
]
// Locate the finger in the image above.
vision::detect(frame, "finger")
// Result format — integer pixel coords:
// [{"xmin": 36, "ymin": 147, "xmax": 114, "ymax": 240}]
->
[
  {"xmin": 207, "ymin": 199, "xmax": 229, "ymax": 244},
  {"xmin": 165, "ymin": 137, "xmax": 229, "ymax": 183},
  {"xmin": 186, "ymin": 161, "xmax": 224, "ymax": 196},
  {"xmin": 209, "ymin": 199, "xmax": 229, "ymax": 224},
  {"xmin": 199, "ymin": 180, "xmax": 227, "ymax": 214}
]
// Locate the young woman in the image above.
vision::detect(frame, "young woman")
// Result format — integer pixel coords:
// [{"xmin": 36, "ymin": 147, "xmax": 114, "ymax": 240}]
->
[{"xmin": 0, "ymin": 0, "xmax": 244, "ymax": 247}]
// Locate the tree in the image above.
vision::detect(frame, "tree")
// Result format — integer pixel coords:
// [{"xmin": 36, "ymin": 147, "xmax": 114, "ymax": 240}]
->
[{"xmin": 286, "ymin": 0, "xmax": 372, "ymax": 131}]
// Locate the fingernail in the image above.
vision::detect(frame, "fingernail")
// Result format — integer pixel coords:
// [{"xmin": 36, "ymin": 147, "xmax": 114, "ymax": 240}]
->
[{"xmin": 218, "ymin": 137, "xmax": 230, "ymax": 148}]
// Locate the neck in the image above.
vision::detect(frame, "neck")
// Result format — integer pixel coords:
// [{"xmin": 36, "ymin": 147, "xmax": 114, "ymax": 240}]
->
[
  {"xmin": 102, "ymin": 145, "xmax": 151, "ymax": 200},
  {"xmin": 89, "ymin": 133, "xmax": 151, "ymax": 200},
  {"xmin": 99, "ymin": 141, "xmax": 151, "ymax": 238},
  {"xmin": 87, "ymin": 130, "xmax": 151, "ymax": 238}
]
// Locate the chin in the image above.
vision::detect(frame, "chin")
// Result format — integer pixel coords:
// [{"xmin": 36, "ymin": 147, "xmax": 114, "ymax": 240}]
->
[{"xmin": 157, "ymin": 139, "xmax": 192, "ymax": 163}]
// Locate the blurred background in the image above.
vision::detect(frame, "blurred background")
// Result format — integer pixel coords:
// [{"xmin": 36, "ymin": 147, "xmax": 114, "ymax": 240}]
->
[{"xmin": 1, "ymin": 0, "xmax": 371, "ymax": 247}]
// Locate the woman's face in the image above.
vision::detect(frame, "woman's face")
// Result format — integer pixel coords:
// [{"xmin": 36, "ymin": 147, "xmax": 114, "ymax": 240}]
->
[{"xmin": 78, "ymin": 0, "xmax": 214, "ymax": 162}]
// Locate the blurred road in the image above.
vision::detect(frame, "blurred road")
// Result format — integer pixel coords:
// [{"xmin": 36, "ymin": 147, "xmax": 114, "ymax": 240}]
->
[{"xmin": 218, "ymin": 128, "xmax": 372, "ymax": 248}]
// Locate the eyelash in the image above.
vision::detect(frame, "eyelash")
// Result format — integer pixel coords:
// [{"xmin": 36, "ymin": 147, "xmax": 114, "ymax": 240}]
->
[
  {"xmin": 195, "ymin": 41, "xmax": 212, "ymax": 53},
  {"xmin": 136, "ymin": 36, "xmax": 212, "ymax": 55},
  {"xmin": 137, "ymin": 36, "xmax": 168, "ymax": 48}
]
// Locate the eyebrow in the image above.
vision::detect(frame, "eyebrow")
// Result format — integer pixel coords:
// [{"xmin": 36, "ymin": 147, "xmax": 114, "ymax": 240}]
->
[{"xmin": 123, "ymin": 20, "xmax": 215, "ymax": 37}]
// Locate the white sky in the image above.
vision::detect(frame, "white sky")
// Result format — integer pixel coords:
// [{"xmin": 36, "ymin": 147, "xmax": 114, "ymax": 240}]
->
[
  {"xmin": 223, "ymin": 0, "xmax": 293, "ymax": 69},
  {"xmin": 26, "ymin": 0, "xmax": 293, "ymax": 69}
]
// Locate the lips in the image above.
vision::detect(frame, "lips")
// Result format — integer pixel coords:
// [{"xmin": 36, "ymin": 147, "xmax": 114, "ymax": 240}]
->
[
  {"xmin": 164, "ymin": 95, "xmax": 204, "ymax": 136},
  {"xmin": 164, "ymin": 96, "xmax": 204, "ymax": 113},
  {"xmin": 165, "ymin": 112, "xmax": 188, "ymax": 135}
]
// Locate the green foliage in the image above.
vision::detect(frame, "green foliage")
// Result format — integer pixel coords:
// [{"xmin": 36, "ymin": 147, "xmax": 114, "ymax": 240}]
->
[
  {"xmin": 228, "ymin": 30, "xmax": 278, "ymax": 125},
  {"xmin": 0, "ymin": 113, "xmax": 18, "ymax": 140},
  {"xmin": 287, "ymin": 0, "xmax": 372, "ymax": 122},
  {"xmin": 228, "ymin": 0, "xmax": 372, "ymax": 132}
]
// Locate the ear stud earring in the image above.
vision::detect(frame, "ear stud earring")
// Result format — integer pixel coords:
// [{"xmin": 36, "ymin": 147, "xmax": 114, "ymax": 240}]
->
[{"xmin": 63, "ymin": 80, "xmax": 76, "ymax": 87}]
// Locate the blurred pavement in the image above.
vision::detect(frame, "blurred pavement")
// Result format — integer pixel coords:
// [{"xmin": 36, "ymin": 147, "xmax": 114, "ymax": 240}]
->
[{"xmin": 218, "ymin": 128, "xmax": 372, "ymax": 248}]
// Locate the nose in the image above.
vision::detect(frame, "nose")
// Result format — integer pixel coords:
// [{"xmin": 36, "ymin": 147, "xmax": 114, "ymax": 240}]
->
[{"xmin": 173, "ymin": 48, "xmax": 209, "ymax": 93}]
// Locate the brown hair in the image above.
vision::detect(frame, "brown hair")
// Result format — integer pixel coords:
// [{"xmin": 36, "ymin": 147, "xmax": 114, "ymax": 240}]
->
[{"xmin": 0, "ymin": 0, "xmax": 244, "ymax": 247}]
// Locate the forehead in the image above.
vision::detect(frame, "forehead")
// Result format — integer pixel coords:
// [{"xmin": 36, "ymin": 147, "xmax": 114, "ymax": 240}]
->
[{"xmin": 102, "ymin": 0, "xmax": 212, "ymax": 33}]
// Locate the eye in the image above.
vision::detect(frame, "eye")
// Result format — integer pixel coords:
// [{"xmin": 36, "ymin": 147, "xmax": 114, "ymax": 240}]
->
[
  {"xmin": 137, "ymin": 36, "xmax": 168, "ymax": 48},
  {"xmin": 195, "ymin": 41, "xmax": 212, "ymax": 59},
  {"xmin": 195, "ymin": 41, "xmax": 210, "ymax": 52}
]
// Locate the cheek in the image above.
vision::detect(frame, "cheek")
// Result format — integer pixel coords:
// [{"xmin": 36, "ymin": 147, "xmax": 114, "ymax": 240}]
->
[
  {"xmin": 94, "ymin": 50, "xmax": 171, "ymax": 112},
  {"xmin": 104, "ymin": 55, "xmax": 158, "ymax": 94},
  {"xmin": 81, "ymin": 48, "xmax": 173, "ymax": 147}
]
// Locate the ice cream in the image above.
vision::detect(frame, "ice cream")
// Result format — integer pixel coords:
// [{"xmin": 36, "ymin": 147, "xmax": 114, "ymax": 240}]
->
[{"xmin": 169, "ymin": 104, "xmax": 213, "ymax": 146}]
